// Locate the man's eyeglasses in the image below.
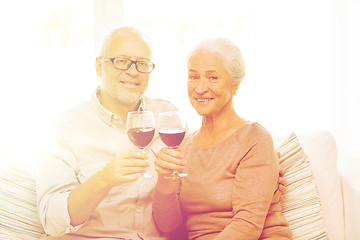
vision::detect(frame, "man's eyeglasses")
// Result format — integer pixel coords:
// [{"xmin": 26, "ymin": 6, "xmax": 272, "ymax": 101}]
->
[{"xmin": 100, "ymin": 56, "xmax": 155, "ymax": 73}]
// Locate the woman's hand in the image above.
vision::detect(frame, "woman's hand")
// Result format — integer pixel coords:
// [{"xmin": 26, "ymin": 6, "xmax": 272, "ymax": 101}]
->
[
  {"xmin": 153, "ymin": 147, "xmax": 185, "ymax": 195},
  {"xmin": 154, "ymin": 147, "xmax": 186, "ymax": 178}
]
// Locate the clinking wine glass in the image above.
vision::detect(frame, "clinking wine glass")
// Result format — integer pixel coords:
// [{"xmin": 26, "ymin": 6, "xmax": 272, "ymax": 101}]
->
[
  {"xmin": 158, "ymin": 111, "xmax": 187, "ymax": 179},
  {"xmin": 126, "ymin": 111, "xmax": 155, "ymax": 179}
]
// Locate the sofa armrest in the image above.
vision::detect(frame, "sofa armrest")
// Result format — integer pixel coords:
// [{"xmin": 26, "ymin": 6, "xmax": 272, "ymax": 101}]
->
[{"xmin": 339, "ymin": 158, "xmax": 360, "ymax": 240}]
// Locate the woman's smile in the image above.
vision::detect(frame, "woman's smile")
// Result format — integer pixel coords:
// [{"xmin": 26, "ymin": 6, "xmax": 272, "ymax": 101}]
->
[{"xmin": 195, "ymin": 97, "xmax": 214, "ymax": 103}]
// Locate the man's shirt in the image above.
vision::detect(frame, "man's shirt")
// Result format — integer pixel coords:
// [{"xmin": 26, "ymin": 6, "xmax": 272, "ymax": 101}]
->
[{"xmin": 36, "ymin": 89, "xmax": 177, "ymax": 239}]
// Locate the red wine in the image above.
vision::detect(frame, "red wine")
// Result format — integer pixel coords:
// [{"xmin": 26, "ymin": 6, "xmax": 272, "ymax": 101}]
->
[
  {"xmin": 158, "ymin": 129, "xmax": 186, "ymax": 148},
  {"xmin": 127, "ymin": 127, "xmax": 155, "ymax": 148}
]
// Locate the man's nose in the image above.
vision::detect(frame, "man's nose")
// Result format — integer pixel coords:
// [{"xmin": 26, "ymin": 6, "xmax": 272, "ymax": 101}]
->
[
  {"xmin": 126, "ymin": 62, "xmax": 139, "ymax": 75},
  {"xmin": 195, "ymin": 78, "xmax": 208, "ymax": 94}
]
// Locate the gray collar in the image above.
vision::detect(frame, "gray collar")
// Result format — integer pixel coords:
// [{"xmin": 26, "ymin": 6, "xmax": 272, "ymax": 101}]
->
[{"xmin": 92, "ymin": 88, "xmax": 146, "ymax": 126}]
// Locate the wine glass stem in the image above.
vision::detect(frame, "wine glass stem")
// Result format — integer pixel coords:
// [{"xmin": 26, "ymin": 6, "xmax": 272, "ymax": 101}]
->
[
  {"xmin": 139, "ymin": 147, "xmax": 153, "ymax": 179},
  {"xmin": 169, "ymin": 146, "xmax": 187, "ymax": 178}
]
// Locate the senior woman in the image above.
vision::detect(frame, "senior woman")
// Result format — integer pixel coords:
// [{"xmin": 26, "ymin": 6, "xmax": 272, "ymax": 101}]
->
[{"xmin": 152, "ymin": 38, "xmax": 292, "ymax": 240}]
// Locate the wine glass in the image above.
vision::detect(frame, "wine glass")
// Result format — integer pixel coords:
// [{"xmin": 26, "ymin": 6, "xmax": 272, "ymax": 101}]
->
[
  {"xmin": 126, "ymin": 111, "xmax": 155, "ymax": 179},
  {"xmin": 158, "ymin": 111, "xmax": 187, "ymax": 179}
]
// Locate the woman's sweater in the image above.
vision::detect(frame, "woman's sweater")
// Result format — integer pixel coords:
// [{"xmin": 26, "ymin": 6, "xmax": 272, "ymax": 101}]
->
[{"xmin": 153, "ymin": 122, "xmax": 292, "ymax": 240}]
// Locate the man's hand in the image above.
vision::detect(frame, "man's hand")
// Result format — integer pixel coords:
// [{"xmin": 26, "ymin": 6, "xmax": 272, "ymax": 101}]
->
[
  {"xmin": 68, "ymin": 150, "xmax": 149, "ymax": 226},
  {"xmin": 99, "ymin": 150, "xmax": 150, "ymax": 187},
  {"xmin": 273, "ymin": 168, "xmax": 287, "ymax": 203},
  {"xmin": 276, "ymin": 151, "xmax": 287, "ymax": 201},
  {"xmin": 277, "ymin": 151, "xmax": 287, "ymax": 193},
  {"xmin": 278, "ymin": 168, "xmax": 287, "ymax": 194}
]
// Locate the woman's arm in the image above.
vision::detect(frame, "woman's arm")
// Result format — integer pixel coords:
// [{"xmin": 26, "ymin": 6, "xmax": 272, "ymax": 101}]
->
[
  {"xmin": 214, "ymin": 132, "xmax": 279, "ymax": 240},
  {"xmin": 152, "ymin": 147, "xmax": 185, "ymax": 233}
]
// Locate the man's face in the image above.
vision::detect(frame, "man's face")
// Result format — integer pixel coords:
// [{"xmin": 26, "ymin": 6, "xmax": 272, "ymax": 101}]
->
[{"xmin": 97, "ymin": 33, "xmax": 152, "ymax": 108}]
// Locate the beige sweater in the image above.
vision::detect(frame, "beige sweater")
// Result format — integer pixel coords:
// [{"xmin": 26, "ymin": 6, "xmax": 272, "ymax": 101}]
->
[{"xmin": 153, "ymin": 122, "xmax": 292, "ymax": 240}]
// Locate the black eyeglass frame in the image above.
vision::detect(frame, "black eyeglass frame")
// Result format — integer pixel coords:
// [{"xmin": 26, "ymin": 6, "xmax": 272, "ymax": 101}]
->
[{"xmin": 100, "ymin": 56, "xmax": 155, "ymax": 73}]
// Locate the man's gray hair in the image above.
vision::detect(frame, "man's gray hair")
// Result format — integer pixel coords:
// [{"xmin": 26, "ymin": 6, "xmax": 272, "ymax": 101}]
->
[{"xmin": 98, "ymin": 26, "xmax": 153, "ymax": 57}]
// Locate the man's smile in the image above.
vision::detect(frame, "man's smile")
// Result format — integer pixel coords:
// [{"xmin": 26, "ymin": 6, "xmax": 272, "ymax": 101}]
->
[{"xmin": 120, "ymin": 80, "xmax": 140, "ymax": 88}]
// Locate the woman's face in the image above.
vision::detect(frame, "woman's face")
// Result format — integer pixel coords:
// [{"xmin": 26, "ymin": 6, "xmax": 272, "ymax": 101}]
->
[{"xmin": 187, "ymin": 51, "xmax": 238, "ymax": 118}]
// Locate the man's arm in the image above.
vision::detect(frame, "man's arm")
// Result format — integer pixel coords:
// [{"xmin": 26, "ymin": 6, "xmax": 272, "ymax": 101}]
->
[
  {"xmin": 37, "ymin": 147, "xmax": 149, "ymax": 236},
  {"xmin": 68, "ymin": 151, "xmax": 150, "ymax": 226}
]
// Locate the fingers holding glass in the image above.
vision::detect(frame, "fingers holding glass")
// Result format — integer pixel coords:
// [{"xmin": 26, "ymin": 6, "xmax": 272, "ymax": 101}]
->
[
  {"xmin": 126, "ymin": 111, "xmax": 155, "ymax": 179},
  {"xmin": 158, "ymin": 112, "xmax": 187, "ymax": 179},
  {"xmin": 101, "ymin": 151, "xmax": 151, "ymax": 185},
  {"xmin": 154, "ymin": 147, "xmax": 186, "ymax": 178}
]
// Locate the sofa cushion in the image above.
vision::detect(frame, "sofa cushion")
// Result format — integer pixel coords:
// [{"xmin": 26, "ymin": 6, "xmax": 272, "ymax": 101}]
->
[
  {"xmin": 274, "ymin": 131, "xmax": 344, "ymax": 240},
  {"xmin": 276, "ymin": 133, "xmax": 328, "ymax": 239},
  {"xmin": 0, "ymin": 165, "xmax": 44, "ymax": 239}
]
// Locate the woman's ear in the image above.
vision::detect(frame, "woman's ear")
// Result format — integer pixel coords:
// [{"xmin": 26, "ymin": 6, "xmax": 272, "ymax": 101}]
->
[
  {"xmin": 233, "ymin": 83, "xmax": 240, "ymax": 95},
  {"xmin": 95, "ymin": 57, "xmax": 102, "ymax": 77}
]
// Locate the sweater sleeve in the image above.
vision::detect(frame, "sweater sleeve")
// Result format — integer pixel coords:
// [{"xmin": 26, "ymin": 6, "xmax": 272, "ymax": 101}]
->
[
  {"xmin": 214, "ymin": 131, "xmax": 279, "ymax": 240},
  {"xmin": 152, "ymin": 188, "xmax": 183, "ymax": 233}
]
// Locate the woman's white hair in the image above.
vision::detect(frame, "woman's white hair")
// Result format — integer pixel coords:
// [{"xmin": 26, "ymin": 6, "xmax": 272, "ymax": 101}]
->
[
  {"xmin": 187, "ymin": 37, "xmax": 246, "ymax": 85},
  {"xmin": 97, "ymin": 26, "xmax": 153, "ymax": 57}
]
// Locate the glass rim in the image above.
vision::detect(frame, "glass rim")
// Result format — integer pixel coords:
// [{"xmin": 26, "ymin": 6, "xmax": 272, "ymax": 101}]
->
[
  {"xmin": 158, "ymin": 111, "xmax": 180, "ymax": 115},
  {"xmin": 127, "ymin": 110, "xmax": 154, "ymax": 115}
]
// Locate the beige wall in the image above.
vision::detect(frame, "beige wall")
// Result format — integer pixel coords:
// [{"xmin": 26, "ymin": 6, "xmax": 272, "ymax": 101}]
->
[{"xmin": 93, "ymin": 0, "xmax": 124, "ymax": 54}]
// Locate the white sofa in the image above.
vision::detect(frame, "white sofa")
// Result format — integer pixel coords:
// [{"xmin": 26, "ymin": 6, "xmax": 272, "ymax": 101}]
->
[
  {"xmin": 273, "ymin": 130, "xmax": 360, "ymax": 240},
  {"xmin": 338, "ymin": 158, "xmax": 360, "ymax": 240},
  {"xmin": 0, "ymin": 131, "xmax": 359, "ymax": 239}
]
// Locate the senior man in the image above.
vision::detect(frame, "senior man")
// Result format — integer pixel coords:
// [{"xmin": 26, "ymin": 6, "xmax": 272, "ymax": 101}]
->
[{"xmin": 36, "ymin": 26, "xmax": 177, "ymax": 239}]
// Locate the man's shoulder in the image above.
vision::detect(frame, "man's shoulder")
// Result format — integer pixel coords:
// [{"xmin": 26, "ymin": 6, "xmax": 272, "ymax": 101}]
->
[
  {"xmin": 49, "ymin": 99, "xmax": 93, "ymax": 131},
  {"xmin": 144, "ymin": 95, "xmax": 178, "ymax": 112}
]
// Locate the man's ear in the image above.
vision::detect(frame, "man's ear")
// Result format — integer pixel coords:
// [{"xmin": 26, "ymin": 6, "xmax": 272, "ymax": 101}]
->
[{"xmin": 95, "ymin": 57, "xmax": 102, "ymax": 77}]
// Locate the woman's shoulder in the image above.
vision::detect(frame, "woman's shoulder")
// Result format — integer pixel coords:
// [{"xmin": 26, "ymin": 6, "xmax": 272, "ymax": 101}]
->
[
  {"xmin": 245, "ymin": 121, "xmax": 271, "ymax": 134},
  {"xmin": 182, "ymin": 130, "xmax": 198, "ymax": 145},
  {"xmin": 238, "ymin": 121, "xmax": 274, "ymax": 144}
]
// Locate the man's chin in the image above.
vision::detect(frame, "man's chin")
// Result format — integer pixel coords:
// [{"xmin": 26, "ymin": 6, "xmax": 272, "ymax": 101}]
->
[{"xmin": 116, "ymin": 92, "xmax": 142, "ymax": 107}]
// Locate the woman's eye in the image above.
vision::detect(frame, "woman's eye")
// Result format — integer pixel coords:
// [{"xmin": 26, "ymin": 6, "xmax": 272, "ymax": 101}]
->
[{"xmin": 208, "ymin": 76, "xmax": 218, "ymax": 80}]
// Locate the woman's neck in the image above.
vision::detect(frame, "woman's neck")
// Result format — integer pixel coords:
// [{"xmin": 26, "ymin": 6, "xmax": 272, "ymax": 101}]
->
[
  {"xmin": 194, "ymin": 108, "xmax": 247, "ymax": 147},
  {"xmin": 201, "ymin": 111, "xmax": 237, "ymax": 133}
]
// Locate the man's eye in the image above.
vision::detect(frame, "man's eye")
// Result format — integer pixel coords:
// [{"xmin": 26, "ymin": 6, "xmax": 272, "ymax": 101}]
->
[
  {"xmin": 137, "ymin": 62, "xmax": 149, "ymax": 67},
  {"xmin": 115, "ymin": 59, "xmax": 128, "ymax": 64},
  {"xmin": 189, "ymin": 75, "xmax": 199, "ymax": 80}
]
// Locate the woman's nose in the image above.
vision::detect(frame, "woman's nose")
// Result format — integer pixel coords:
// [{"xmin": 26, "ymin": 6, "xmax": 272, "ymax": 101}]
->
[{"xmin": 195, "ymin": 78, "xmax": 208, "ymax": 94}]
